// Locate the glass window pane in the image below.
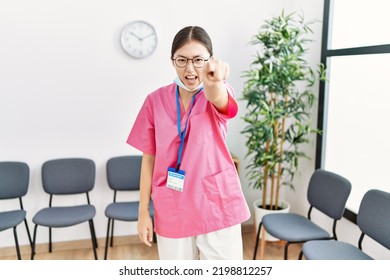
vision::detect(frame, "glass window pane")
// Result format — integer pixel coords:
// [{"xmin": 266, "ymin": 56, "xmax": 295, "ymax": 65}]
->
[
  {"xmin": 323, "ymin": 53, "xmax": 390, "ymax": 212},
  {"xmin": 330, "ymin": 0, "xmax": 390, "ymax": 49}
]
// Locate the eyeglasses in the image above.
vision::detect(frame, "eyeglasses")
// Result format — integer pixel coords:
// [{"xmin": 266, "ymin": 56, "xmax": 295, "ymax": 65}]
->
[{"xmin": 172, "ymin": 56, "xmax": 211, "ymax": 68}]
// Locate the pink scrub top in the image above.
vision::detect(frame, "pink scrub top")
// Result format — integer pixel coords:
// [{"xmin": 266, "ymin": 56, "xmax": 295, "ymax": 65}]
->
[{"xmin": 127, "ymin": 82, "xmax": 250, "ymax": 238}]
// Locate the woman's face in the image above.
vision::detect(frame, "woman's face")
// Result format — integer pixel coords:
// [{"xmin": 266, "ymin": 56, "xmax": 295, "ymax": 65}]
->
[{"xmin": 172, "ymin": 40, "xmax": 211, "ymax": 90}]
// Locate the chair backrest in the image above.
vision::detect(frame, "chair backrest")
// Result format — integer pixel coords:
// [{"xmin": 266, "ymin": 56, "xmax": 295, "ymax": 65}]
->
[
  {"xmin": 357, "ymin": 189, "xmax": 390, "ymax": 249},
  {"xmin": 42, "ymin": 158, "xmax": 95, "ymax": 195},
  {"xmin": 307, "ymin": 169, "xmax": 352, "ymax": 220},
  {"xmin": 0, "ymin": 161, "xmax": 29, "ymax": 200},
  {"xmin": 106, "ymin": 155, "xmax": 142, "ymax": 191}
]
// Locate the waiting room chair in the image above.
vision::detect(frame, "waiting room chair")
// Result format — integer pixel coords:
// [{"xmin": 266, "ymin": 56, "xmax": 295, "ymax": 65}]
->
[
  {"xmin": 104, "ymin": 155, "xmax": 154, "ymax": 260},
  {"xmin": 0, "ymin": 161, "xmax": 32, "ymax": 259},
  {"xmin": 31, "ymin": 158, "xmax": 98, "ymax": 260},
  {"xmin": 299, "ymin": 189, "xmax": 390, "ymax": 259},
  {"xmin": 253, "ymin": 169, "xmax": 352, "ymax": 260}
]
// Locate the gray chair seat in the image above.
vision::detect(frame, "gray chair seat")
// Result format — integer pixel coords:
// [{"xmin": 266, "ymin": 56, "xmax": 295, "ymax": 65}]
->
[
  {"xmin": 105, "ymin": 202, "xmax": 139, "ymax": 221},
  {"xmin": 263, "ymin": 213, "xmax": 330, "ymax": 242},
  {"xmin": 302, "ymin": 240, "xmax": 373, "ymax": 260},
  {"xmin": 33, "ymin": 205, "xmax": 96, "ymax": 227},
  {"xmin": 0, "ymin": 210, "xmax": 26, "ymax": 231},
  {"xmin": 105, "ymin": 201, "xmax": 154, "ymax": 222}
]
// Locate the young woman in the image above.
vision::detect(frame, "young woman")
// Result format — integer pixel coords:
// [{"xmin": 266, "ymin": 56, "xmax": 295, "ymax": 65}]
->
[{"xmin": 127, "ymin": 26, "xmax": 250, "ymax": 260}]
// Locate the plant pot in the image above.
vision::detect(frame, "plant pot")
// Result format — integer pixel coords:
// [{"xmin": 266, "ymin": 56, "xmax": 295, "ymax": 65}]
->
[{"xmin": 253, "ymin": 198, "xmax": 291, "ymax": 241}]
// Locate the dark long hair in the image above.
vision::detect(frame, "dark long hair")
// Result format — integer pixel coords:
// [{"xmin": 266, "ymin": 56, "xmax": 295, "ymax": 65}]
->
[{"xmin": 171, "ymin": 26, "xmax": 213, "ymax": 59}]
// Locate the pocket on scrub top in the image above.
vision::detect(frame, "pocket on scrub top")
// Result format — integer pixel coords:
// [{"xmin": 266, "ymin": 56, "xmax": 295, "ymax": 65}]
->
[{"xmin": 201, "ymin": 167, "xmax": 242, "ymax": 214}]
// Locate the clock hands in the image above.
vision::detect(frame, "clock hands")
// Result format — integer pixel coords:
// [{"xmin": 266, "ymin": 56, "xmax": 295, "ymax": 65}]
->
[
  {"xmin": 130, "ymin": 31, "xmax": 155, "ymax": 41},
  {"xmin": 130, "ymin": 32, "xmax": 142, "ymax": 41},
  {"xmin": 140, "ymin": 33, "xmax": 155, "ymax": 40}
]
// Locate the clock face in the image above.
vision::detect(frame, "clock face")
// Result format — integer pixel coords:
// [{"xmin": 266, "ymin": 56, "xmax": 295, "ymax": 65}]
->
[{"xmin": 121, "ymin": 20, "xmax": 158, "ymax": 59}]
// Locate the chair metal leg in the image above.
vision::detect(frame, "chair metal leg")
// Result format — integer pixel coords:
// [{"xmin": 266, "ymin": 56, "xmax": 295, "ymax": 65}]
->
[
  {"xmin": 110, "ymin": 220, "xmax": 115, "ymax": 246},
  {"xmin": 90, "ymin": 220, "xmax": 98, "ymax": 249},
  {"xmin": 253, "ymin": 222, "xmax": 263, "ymax": 259},
  {"xmin": 13, "ymin": 227, "xmax": 21, "ymax": 260},
  {"xmin": 24, "ymin": 218, "xmax": 33, "ymax": 248},
  {"xmin": 152, "ymin": 218, "xmax": 157, "ymax": 243},
  {"xmin": 49, "ymin": 227, "xmax": 52, "ymax": 253},
  {"xmin": 284, "ymin": 241, "xmax": 291, "ymax": 260},
  {"xmin": 31, "ymin": 224, "xmax": 38, "ymax": 260},
  {"xmin": 298, "ymin": 250, "xmax": 304, "ymax": 260},
  {"xmin": 88, "ymin": 220, "xmax": 98, "ymax": 260},
  {"xmin": 104, "ymin": 218, "xmax": 112, "ymax": 260}
]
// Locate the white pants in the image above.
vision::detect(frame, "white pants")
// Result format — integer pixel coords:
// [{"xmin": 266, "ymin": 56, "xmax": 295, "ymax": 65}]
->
[{"xmin": 156, "ymin": 224, "xmax": 243, "ymax": 260}]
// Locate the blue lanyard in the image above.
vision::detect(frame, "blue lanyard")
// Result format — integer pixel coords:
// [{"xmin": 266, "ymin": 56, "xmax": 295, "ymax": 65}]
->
[{"xmin": 175, "ymin": 85, "xmax": 202, "ymax": 171}]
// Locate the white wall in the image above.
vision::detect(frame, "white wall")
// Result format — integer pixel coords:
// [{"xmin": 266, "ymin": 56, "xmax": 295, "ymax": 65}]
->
[{"xmin": 1, "ymin": 0, "xmax": 328, "ymax": 251}]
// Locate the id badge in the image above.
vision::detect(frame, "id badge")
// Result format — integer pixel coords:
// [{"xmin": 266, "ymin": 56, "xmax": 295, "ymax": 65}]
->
[{"xmin": 167, "ymin": 167, "xmax": 185, "ymax": 192}]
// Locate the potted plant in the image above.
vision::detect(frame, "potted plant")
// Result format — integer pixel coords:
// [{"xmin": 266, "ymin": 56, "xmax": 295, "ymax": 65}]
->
[{"xmin": 240, "ymin": 11, "xmax": 326, "ymax": 239}]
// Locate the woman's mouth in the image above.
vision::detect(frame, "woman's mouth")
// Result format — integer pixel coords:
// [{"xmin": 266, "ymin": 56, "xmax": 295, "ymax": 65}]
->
[{"xmin": 185, "ymin": 75, "xmax": 198, "ymax": 86}]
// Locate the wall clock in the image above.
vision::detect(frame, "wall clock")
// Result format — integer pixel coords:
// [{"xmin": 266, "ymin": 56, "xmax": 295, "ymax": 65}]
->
[{"xmin": 120, "ymin": 20, "xmax": 158, "ymax": 59}]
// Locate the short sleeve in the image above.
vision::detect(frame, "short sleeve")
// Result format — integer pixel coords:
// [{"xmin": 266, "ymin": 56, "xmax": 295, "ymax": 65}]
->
[
  {"xmin": 126, "ymin": 96, "xmax": 156, "ymax": 155},
  {"xmin": 226, "ymin": 90, "xmax": 238, "ymax": 118}
]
